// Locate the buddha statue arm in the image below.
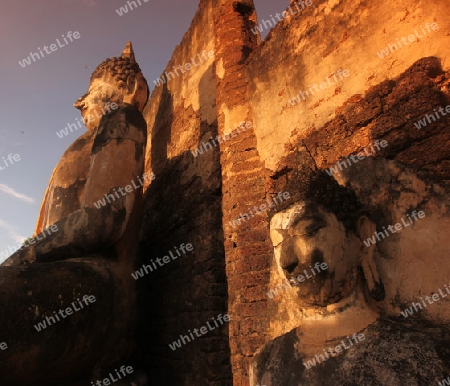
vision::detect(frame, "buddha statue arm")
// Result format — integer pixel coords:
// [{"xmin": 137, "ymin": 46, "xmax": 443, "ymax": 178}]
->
[{"xmin": 3, "ymin": 104, "xmax": 147, "ymax": 265}]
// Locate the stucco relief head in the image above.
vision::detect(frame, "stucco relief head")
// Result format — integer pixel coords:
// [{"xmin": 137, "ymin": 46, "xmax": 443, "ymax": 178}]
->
[
  {"xmin": 269, "ymin": 170, "xmax": 385, "ymax": 307},
  {"xmin": 74, "ymin": 41, "xmax": 149, "ymax": 130}
]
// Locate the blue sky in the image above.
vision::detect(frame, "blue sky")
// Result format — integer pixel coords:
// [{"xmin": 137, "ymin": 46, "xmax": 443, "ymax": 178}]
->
[{"xmin": 0, "ymin": 0, "xmax": 282, "ymax": 262}]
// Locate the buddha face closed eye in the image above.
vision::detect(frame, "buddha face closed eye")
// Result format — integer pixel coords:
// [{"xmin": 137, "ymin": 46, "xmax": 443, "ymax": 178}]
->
[{"xmin": 270, "ymin": 202, "xmax": 362, "ymax": 306}]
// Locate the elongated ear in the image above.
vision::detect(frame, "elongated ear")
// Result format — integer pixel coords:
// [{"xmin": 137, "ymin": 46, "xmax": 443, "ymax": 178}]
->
[
  {"xmin": 124, "ymin": 74, "xmax": 146, "ymax": 110},
  {"xmin": 122, "ymin": 74, "xmax": 139, "ymax": 108},
  {"xmin": 126, "ymin": 74, "xmax": 138, "ymax": 95},
  {"xmin": 356, "ymin": 216, "xmax": 385, "ymax": 301}
]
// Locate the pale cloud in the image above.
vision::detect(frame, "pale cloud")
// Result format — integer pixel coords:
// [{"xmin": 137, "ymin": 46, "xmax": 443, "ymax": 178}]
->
[
  {"xmin": 0, "ymin": 218, "xmax": 26, "ymax": 243},
  {"xmin": 0, "ymin": 183, "xmax": 35, "ymax": 204},
  {"xmin": 7, "ymin": 230, "xmax": 26, "ymax": 243}
]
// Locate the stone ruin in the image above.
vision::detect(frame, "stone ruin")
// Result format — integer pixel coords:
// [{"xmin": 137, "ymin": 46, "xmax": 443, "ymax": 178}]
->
[{"xmin": 1, "ymin": 0, "xmax": 450, "ymax": 385}]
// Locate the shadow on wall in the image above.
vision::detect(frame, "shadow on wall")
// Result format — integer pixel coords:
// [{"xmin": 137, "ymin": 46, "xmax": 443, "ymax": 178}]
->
[
  {"xmin": 265, "ymin": 56, "xmax": 450, "ymax": 338},
  {"xmin": 136, "ymin": 64, "xmax": 232, "ymax": 384}
]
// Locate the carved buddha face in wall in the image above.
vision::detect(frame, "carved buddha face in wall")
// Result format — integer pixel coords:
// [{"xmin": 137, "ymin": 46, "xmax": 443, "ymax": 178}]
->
[
  {"xmin": 74, "ymin": 42, "xmax": 149, "ymax": 130},
  {"xmin": 270, "ymin": 202, "xmax": 365, "ymax": 307}
]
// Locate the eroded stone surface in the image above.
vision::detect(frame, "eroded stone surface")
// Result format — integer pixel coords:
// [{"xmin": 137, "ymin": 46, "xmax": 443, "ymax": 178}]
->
[
  {"xmin": 252, "ymin": 318, "xmax": 448, "ymax": 386},
  {"xmin": 137, "ymin": 1, "xmax": 450, "ymax": 384},
  {"xmin": 3, "ymin": 0, "xmax": 450, "ymax": 384}
]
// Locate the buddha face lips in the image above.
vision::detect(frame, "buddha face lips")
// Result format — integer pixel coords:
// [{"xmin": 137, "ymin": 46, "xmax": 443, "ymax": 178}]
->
[
  {"xmin": 286, "ymin": 261, "xmax": 329, "ymax": 286},
  {"xmin": 266, "ymin": 261, "xmax": 329, "ymax": 300}
]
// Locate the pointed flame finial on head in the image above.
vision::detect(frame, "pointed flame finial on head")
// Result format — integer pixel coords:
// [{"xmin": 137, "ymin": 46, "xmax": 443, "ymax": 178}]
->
[{"xmin": 122, "ymin": 41, "xmax": 136, "ymax": 62}]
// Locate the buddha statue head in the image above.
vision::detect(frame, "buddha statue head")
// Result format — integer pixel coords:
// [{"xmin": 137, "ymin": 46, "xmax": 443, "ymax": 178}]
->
[
  {"xmin": 74, "ymin": 41, "xmax": 149, "ymax": 130},
  {"xmin": 269, "ymin": 170, "xmax": 385, "ymax": 308}
]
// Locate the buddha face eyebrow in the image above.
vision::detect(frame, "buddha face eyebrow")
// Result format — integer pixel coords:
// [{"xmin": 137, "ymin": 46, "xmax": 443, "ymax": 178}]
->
[
  {"xmin": 291, "ymin": 215, "xmax": 315, "ymax": 228},
  {"xmin": 289, "ymin": 203, "xmax": 322, "ymax": 229},
  {"xmin": 291, "ymin": 216, "xmax": 328, "ymax": 236}
]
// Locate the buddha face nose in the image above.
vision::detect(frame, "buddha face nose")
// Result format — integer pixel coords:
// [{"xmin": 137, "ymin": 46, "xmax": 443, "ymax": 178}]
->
[
  {"xmin": 279, "ymin": 237, "xmax": 322, "ymax": 275},
  {"xmin": 279, "ymin": 238, "xmax": 299, "ymax": 273},
  {"xmin": 74, "ymin": 96, "xmax": 86, "ymax": 110}
]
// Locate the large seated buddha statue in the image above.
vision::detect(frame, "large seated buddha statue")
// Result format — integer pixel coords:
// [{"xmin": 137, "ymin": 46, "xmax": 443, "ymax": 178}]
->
[{"xmin": 0, "ymin": 42, "xmax": 149, "ymax": 385}]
